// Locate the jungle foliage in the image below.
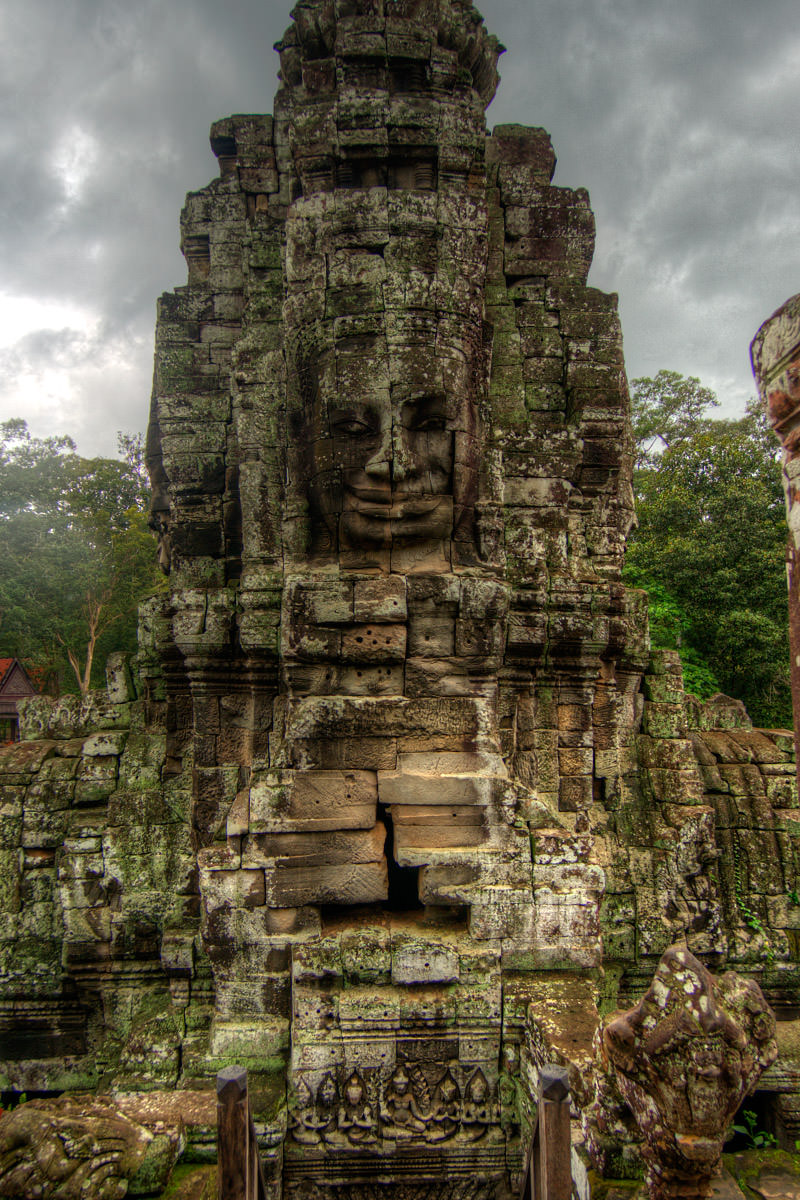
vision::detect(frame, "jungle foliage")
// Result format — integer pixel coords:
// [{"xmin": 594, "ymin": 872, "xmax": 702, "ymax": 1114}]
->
[
  {"xmin": 625, "ymin": 370, "xmax": 792, "ymax": 728},
  {"xmin": 0, "ymin": 420, "xmax": 164, "ymax": 697}
]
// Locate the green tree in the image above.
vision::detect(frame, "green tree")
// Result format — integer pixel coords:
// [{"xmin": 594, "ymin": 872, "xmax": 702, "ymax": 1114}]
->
[
  {"xmin": 631, "ymin": 369, "xmax": 719, "ymax": 468},
  {"xmin": 0, "ymin": 421, "xmax": 163, "ymax": 696},
  {"xmin": 625, "ymin": 376, "xmax": 791, "ymax": 728}
]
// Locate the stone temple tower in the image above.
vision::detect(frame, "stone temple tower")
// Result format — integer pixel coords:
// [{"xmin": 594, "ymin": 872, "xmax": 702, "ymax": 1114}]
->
[
  {"xmin": 145, "ymin": 0, "xmax": 644, "ymax": 1190},
  {"xmin": 4, "ymin": 0, "xmax": 800, "ymax": 1195}
]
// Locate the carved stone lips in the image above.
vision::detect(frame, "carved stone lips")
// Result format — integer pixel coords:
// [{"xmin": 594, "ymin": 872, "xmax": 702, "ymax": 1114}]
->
[{"xmin": 347, "ymin": 492, "xmax": 444, "ymax": 519}]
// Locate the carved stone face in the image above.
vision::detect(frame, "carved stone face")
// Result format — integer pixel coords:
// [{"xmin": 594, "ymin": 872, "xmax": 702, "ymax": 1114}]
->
[
  {"xmin": 467, "ymin": 1070, "xmax": 487, "ymax": 1103},
  {"xmin": 299, "ymin": 333, "xmax": 479, "ymax": 568},
  {"xmin": 317, "ymin": 1074, "xmax": 338, "ymax": 1108},
  {"xmin": 390, "ymin": 1065, "xmax": 410, "ymax": 1095},
  {"xmin": 335, "ymin": 388, "xmax": 454, "ymax": 541}
]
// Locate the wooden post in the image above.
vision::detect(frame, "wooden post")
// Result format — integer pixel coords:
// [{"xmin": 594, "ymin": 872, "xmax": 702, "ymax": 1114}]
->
[
  {"xmin": 537, "ymin": 1064, "xmax": 572, "ymax": 1200},
  {"xmin": 217, "ymin": 1065, "xmax": 251, "ymax": 1200},
  {"xmin": 524, "ymin": 1120, "xmax": 537, "ymax": 1200},
  {"xmin": 518, "ymin": 1063, "xmax": 572, "ymax": 1200}
]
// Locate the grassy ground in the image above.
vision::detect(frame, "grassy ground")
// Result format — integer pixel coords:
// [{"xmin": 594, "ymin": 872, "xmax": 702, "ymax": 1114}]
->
[{"xmin": 155, "ymin": 1163, "xmax": 216, "ymax": 1200}]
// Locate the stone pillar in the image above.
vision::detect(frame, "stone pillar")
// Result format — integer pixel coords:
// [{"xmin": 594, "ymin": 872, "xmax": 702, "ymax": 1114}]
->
[
  {"xmin": 751, "ymin": 296, "xmax": 800, "ymax": 787},
  {"xmin": 590, "ymin": 945, "xmax": 777, "ymax": 1200}
]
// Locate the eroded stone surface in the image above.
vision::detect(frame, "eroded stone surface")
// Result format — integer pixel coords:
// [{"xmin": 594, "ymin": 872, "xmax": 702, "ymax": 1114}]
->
[
  {"xmin": 588, "ymin": 947, "xmax": 778, "ymax": 1200},
  {"xmin": 725, "ymin": 1151, "xmax": 800, "ymax": 1200},
  {"xmin": 0, "ymin": 1096, "xmax": 151, "ymax": 1199},
  {"xmin": 0, "ymin": 1, "xmax": 798, "ymax": 1197},
  {"xmin": 751, "ymin": 294, "xmax": 800, "ymax": 833}
]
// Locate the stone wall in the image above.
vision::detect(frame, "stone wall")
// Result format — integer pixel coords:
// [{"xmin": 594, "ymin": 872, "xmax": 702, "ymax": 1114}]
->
[{"xmin": 0, "ymin": 1, "xmax": 798, "ymax": 1196}]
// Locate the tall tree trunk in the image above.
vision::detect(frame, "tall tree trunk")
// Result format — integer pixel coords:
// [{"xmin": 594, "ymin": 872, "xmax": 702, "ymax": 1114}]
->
[{"xmin": 63, "ymin": 593, "xmax": 106, "ymax": 699}]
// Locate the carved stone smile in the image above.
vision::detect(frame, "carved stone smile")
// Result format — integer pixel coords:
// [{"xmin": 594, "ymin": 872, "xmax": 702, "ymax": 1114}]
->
[{"xmin": 346, "ymin": 493, "xmax": 445, "ymax": 519}]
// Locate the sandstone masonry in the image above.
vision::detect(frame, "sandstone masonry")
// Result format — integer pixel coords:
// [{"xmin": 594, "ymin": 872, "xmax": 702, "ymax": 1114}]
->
[{"xmin": 1, "ymin": 3, "xmax": 799, "ymax": 1196}]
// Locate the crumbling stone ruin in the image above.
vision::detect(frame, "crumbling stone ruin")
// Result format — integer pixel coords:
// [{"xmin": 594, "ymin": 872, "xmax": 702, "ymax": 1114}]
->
[
  {"xmin": 0, "ymin": 1093, "xmax": 154, "ymax": 1200},
  {"xmin": 752, "ymin": 297, "xmax": 800, "ymax": 797},
  {"xmin": 1, "ymin": 2, "xmax": 799, "ymax": 1196},
  {"xmin": 586, "ymin": 946, "xmax": 778, "ymax": 1200}
]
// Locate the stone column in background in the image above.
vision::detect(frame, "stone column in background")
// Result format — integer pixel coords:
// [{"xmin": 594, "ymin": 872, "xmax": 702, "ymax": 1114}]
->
[{"xmin": 751, "ymin": 296, "xmax": 800, "ymax": 789}]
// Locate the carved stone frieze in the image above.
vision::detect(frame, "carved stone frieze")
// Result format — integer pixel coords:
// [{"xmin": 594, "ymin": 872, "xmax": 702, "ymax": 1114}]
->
[
  {"xmin": 284, "ymin": 1183, "xmax": 503, "ymax": 1200},
  {"xmin": 289, "ymin": 1062, "xmax": 496, "ymax": 1152}
]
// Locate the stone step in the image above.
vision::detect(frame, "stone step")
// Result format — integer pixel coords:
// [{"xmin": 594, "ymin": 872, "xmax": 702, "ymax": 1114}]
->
[{"xmin": 710, "ymin": 1170, "xmax": 747, "ymax": 1199}]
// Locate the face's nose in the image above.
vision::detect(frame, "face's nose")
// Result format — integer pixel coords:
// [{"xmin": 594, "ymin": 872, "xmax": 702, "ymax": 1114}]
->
[
  {"xmin": 363, "ymin": 420, "xmax": 392, "ymax": 482},
  {"xmin": 361, "ymin": 409, "xmax": 423, "ymax": 488},
  {"xmin": 391, "ymin": 424, "xmax": 417, "ymax": 485}
]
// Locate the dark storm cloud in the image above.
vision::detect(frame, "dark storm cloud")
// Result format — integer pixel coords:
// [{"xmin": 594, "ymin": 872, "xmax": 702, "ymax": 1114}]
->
[
  {"xmin": 2, "ymin": 0, "xmax": 797, "ymax": 452},
  {"xmin": 479, "ymin": 0, "xmax": 800, "ymax": 406},
  {"xmin": 1, "ymin": 0, "xmax": 284, "ymax": 308},
  {"xmin": 0, "ymin": 0, "xmax": 289, "ymax": 450}
]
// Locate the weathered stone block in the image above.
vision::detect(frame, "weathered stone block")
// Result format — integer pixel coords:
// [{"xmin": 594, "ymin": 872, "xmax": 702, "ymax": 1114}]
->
[
  {"xmin": 249, "ymin": 769, "xmax": 377, "ymax": 832},
  {"xmin": 377, "ymin": 770, "xmax": 500, "ymax": 807},
  {"xmin": 341, "ymin": 624, "xmax": 407, "ymax": 662},
  {"xmin": 249, "ymin": 823, "xmax": 385, "ymax": 868},
  {"xmin": 265, "ymin": 860, "xmax": 388, "ymax": 906},
  {"xmin": 391, "ymin": 939, "xmax": 459, "ymax": 985},
  {"xmin": 353, "ymin": 575, "xmax": 407, "ymax": 622}
]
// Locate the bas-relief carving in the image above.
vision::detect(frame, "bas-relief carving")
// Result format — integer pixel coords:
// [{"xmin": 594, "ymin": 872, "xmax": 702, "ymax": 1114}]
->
[
  {"xmin": 288, "ymin": 1064, "xmax": 496, "ymax": 1151},
  {"xmin": 380, "ymin": 1064, "xmax": 430, "ymax": 1140},
  {"xmin": 287, "ymin": 1184, "xmax": 501, "ymax": 1200},
  {"xmin": 340, "ymin": 1072, "xmax": 379, "ymax": 1147},
  {"xmin": 427, "ymin": 1069, "xmax": 460, "ymax": 1142}
]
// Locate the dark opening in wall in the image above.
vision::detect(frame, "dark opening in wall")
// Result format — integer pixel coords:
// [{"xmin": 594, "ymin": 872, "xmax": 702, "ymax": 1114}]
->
[
  {"xmin": 390, "ymin": 60, "xmax": 428, "ymax": 93},
  {"xmin": 334, "ymin": 155, "xmax": 437, "ymax": 191},
  {"xmin": 210, "ymin": 134, "xmax": 238, "ymax": 179},
  {"xmin": 379, "ymin": 802, "xmax": 422, "ymax": 912},
  {"xmin": 724, "ymin": 1091, "xmax": 778, "ymax": 1151},
  {"xmin": 0, "ymin": 1089, "xmax": 63, "ymax": 1109}
]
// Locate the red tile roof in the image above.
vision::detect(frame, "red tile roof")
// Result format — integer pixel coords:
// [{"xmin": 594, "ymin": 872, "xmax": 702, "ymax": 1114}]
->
[{"xmin": 0, "ymin": 659, "xmax": 37, "ymax": 716}]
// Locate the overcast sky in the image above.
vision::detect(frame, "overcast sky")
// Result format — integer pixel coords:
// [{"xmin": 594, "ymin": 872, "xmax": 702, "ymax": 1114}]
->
[{"xmin": 2, "ymin": 0, "xmax": 798, "ymax": 457}]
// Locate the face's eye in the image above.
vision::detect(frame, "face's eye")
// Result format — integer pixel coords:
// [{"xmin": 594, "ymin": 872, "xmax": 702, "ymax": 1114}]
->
[
  {"xmin": 401, "ymin": 394, "xmax": 448, "ymax": 432},
  {"xmin": 332, "ymin": 417, "xmax": 373, "ymax": 437},
  {"xmin": 413, "ymin": 416, "xmax": 447, "ymax": 432}
]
